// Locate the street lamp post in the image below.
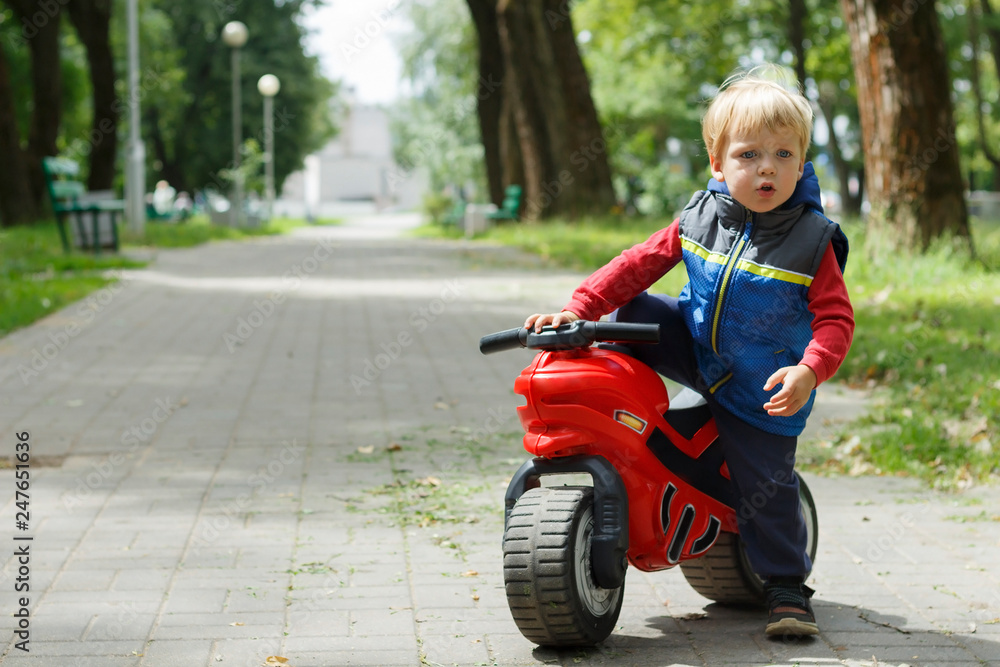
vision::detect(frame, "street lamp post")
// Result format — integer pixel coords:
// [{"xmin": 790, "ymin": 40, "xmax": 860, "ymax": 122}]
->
[
  {"xmin": 257, "ymin": 74, "xmax": 280, "ymax": 222},
  {"xmin": 222, "ymin": 21, "xmax": 248, "ymax": 227},
  {"xmin": 126, "ymin": 0, "xmax": 145, "ymax": 235}
]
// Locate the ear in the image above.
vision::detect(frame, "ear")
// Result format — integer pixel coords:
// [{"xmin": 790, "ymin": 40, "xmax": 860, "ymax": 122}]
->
[
  {"xmin": 709, "ymin": 154, "xmax": 725, "ymax": 182},
  {"xmin": 796, "ymin": 158, "xmax": 805, "ymax": 181}
]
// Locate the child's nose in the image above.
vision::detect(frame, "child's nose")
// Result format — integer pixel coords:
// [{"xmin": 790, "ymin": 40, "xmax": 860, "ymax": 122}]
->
[{"xmin": 758, "ymin": 159, "xmax": 776, "ymax": 175}]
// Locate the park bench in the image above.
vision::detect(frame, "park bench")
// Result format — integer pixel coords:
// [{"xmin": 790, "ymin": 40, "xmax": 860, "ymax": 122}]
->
[
  {"xmin": 487, "ymin": 184, "xmax": 522, "ymax": 221},
  {"xmin": 42, "ymin": 156, "xmax": 125, "ymax": 255}
]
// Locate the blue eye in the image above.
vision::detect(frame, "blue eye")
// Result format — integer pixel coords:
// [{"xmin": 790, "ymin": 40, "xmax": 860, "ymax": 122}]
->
[
  {"xmin": 740, "ymin": 151, "xmax": 756, "ymax": 159},
  {"xmin": 778, "ymin": 149, "xmax": 792, "ymax": 158}
]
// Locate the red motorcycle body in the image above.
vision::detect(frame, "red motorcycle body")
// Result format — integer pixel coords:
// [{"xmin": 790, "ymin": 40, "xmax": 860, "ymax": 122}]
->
[{"xmin": 513, "ymin": 346, "xmax": 740, "ymax": 573}]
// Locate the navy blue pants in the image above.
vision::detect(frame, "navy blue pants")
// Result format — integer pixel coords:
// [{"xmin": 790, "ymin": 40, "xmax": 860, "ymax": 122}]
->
[{"xmin": 612, "ymin": 292, "xmax": 811, "ymax": 579}]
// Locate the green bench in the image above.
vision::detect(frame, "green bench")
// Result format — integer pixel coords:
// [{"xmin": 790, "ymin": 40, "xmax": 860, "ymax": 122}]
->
[
  {"xmin": 487, "ymin": 184, "xmax": 522, "ymax": 221},
  {"xmin": 42, "ymin": 156, "xmax": 125, "ymax": 255}
]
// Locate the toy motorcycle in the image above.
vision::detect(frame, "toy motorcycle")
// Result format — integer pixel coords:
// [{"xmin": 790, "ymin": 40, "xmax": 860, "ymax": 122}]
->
[{"xmin": 480, "ymin": 320, "xmax": 818, "ymax": 647}]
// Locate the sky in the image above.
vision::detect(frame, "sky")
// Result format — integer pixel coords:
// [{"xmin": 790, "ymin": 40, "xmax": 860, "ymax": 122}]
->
[{"xmin": 299, "ymin": 0, "xmax": 409, "ymax": 106}]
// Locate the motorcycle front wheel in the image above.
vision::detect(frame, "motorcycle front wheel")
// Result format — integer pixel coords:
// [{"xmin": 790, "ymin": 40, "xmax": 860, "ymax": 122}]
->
[{"xmin": 503, "ymin": 486, "xmax": 625, "ymax": 647}]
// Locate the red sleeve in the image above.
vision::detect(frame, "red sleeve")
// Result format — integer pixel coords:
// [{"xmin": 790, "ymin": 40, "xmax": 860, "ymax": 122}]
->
[
  {"xmin": 564, "ymin": 220, "xmax": 683, "ymax": 320},
  {"xmin": 800, "ymin": 243, "xmax": 855, "ymax": 385}
]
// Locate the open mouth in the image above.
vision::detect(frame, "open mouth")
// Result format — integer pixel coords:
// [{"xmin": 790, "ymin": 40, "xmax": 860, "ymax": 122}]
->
[{"xmin": 759, "ymin": 185, "xmax": 774, "ymax": 192}]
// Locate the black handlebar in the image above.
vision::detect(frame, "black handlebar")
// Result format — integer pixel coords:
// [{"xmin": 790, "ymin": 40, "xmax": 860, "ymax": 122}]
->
[{"xmin": 479, "ymin": 320, "xmax": 660, "ymax": 355}]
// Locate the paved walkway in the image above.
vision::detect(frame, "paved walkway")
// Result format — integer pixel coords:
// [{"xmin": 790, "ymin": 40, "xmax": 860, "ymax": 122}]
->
[{"xmin": 1, "ymin": 214, "xmax": 999, "ymax": 667}]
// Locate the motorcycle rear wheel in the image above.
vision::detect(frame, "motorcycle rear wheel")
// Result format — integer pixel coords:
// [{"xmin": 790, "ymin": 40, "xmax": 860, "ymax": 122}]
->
[
  {"xmin": 679, "ymin": 477, "xmax": 819, "ymax": 604},
  {"xmin": 503, "ymin": 486, "xmax": 624, "ymax": 646}
]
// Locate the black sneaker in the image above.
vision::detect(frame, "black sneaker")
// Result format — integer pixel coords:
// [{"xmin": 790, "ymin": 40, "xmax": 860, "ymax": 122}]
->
[{"xmin": 764, "ymin": 578, "xmax": 818, "ymax": 637}]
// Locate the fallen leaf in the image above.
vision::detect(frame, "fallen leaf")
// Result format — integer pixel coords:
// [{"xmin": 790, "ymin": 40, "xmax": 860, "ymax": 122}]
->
[
  {"xmin": 471, "ymin": 594, "xmax": 480, "ymax": 601},
  {"xmin": 356, "ymin": 445, "xmax": 374, "ymax": 454},
  {"xmin": 386, "ymin": 443, "xmax": 403, "ymax": 452},
  {"xmin": 434, "ymin": 401, "xmax": 450, "ymax": 410},
  {"xmin": 230, "ymin": 621, "xmax": 245, "ymax": 626},
  {"xmin": 676, "ymin": 612, "xmax": 708, "ymax": 621},
  {"xmin": 418, "ymin": 476, "xmax": 441, "ymax": 487},
  {"xmin": 461, "ymin": 570, "xmax": 478, "ymax": 577},
  {"xmin": 265, "ymin": 658, "xmax": 290, "ymax": 666}
]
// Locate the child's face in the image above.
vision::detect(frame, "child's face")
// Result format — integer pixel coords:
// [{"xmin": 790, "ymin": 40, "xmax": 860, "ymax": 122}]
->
[{"xmin": 709, "ymin": 127, "xmax": 805, "ymax": 213}]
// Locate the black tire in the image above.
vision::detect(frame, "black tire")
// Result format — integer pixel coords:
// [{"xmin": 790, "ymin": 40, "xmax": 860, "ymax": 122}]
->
[
  {"xmin": 680, "ymin": 477, "xmax": 819, "ymax": 605},
  {"xmin": 503, "ymin": 486, "xmax": 625, "ymax": 647}
]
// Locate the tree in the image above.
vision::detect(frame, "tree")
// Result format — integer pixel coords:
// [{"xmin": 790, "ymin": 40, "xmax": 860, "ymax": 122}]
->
[
  {"xmin": 65, "ymin": 0, "xmax": 117, "ymax": 191},
  {"xmin": 841, "ymin": 0, "xmax": 971, "ymax": 252},
  {"xmin": 466, "ymin": 0, "xmax": 506, "ymax": 207},
  {"xmin": 2, "ymin": 0, "xmax": 64, "ymax": 213},
  {"xmin": 0, "ymin": 40, "xmax": 35, "ymax": 225},
  {"xmin": 495, "ymin": 0, "xmax": 615, "ymax": 220}
]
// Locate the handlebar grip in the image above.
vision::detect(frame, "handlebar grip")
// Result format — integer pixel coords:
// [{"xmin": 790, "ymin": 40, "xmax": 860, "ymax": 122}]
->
[
  {"xmin": 479, "ymin": 327, "xmax": 528, "ymax": 355},
  {"xmin": 593, "ymin": 322, "xmax": 660, "ymax": 343}
]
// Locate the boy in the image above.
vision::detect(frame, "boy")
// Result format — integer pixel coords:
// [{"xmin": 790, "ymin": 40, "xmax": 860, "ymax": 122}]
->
[{"xmin": 525, "ymin": 68, "xmax": 854, "ymax": 637}]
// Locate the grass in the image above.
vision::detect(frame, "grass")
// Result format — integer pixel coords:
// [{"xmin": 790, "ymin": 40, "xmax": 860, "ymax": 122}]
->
[
  {"xmin": 421, "ymin": 214, "xmax": 1000, "ymax": 489},
  {"xmin": 0, "ymin": 215, "xmax": 338, "ymax": 337},
  {"xmin": 0, "ymin": 222, "xmax": 143, "ymax": 337}
]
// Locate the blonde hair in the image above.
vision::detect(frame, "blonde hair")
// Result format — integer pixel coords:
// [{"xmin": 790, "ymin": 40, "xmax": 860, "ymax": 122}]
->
[{"xmin": 702, "ymin": 65, "xmax": 813, "ymax": 160}]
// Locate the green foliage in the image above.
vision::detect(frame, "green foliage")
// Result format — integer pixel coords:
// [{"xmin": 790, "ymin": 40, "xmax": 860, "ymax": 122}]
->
[
  {"xmin": 118, "ymin": 0, "xmax": 337, "ymax": 195},
  {"xmin": 421, "ymin": 190, "xmax": 454, "ymax": 226},
  {"xmin": 392, "ymin": 0, "xmax": 486, "ymax": 198}
]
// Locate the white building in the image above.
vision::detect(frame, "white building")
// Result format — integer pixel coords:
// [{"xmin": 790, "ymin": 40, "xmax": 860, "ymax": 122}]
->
[{"xmin": 275, "ymin": 101, "xmax": 428, "ymax": 219}]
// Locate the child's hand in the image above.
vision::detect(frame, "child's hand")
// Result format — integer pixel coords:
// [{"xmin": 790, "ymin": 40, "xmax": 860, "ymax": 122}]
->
[
  {"xmin": 524, "ymin": 310, "xmax": 581, "ymax": 333},
  {"xmin": 762, "ymin": 365, "xmax": 817, "ymax": 417}
]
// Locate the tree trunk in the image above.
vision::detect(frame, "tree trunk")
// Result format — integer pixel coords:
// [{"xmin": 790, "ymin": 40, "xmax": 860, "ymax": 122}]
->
[
  {"xmin": 500, "ymin": 93, "xmax": 524, "ymax": 191},
  {"xmin": 496, "ymin": 0, "xmax": 615, "ymax": 220},
  {"xmin": 147, "ymin": 105, "xmax": 187, "ymax": 194},
  {"xmin": 496, "ymin": 0, "xmax": 556, "ymax": 220},
  {"xmin": 817, "ymin": 93, "xmax": 863, "ymax": 216},
  {"xmin": 0, "ymin": 41, "xmax": 38, "ymax": 226},
  {"xmin": 466, "ymin": 0, "xmax": 506, "ymax": 208},
  {"xmin": 5, "ymin": 0, "xmax": 64, "ymax": 213},
  {"xmin": 787, "ymin": 0, "xmax": 809, "ymax": 91},
  {"xmin": 66, "ymin": 0, "xmax": 118, "ymax": 192},
  {"xmin": 544, "ymin": 0, "xmax": 616, "ymax": 218},
  {"xmin": 841, "ymin": 0, "xmax": 971, "ymax": 252}
]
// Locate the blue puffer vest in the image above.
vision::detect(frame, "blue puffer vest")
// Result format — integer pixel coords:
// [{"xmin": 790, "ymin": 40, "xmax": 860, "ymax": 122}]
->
[{"xmin": 678, "ymin": 162, "xmax": 848, "ymax": 436}]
